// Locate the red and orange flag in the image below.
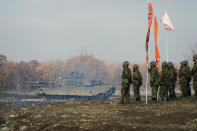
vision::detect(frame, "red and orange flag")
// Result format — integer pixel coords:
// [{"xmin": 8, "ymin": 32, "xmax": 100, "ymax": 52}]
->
[
  {"xmin": 154, "ymin": 16, "xmax": 160, "ymax": 68},
  {"xmin": 145, "ymin": 2, "xmax": 153, "ymax": 64}
]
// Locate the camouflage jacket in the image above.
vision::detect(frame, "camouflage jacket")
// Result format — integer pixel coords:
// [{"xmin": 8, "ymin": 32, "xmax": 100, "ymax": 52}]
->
[
  {"xmin": 133, "ymin": 70, "xmax": 142, "ymax": 86},
  {"xmin": 160, "ymin": 68, "xmax": 170, "ymax": 86},
  {"xmin": 122, "ymin": 67, "xmax": 132, "ymax": 84},
  {"xmin": 148, "ymin": 67, "xmax": 160, "ymax": 86},
  {"xmin": 169, "ymin": 67, "xmax": 177, "ymax": 84},
  {"xmin": 178, "ymin": 66, "xmax": 191, "ymax": 82},
  {"xmin": 191, "ymin": 62, "xmax": 197, "ymax": 81}
]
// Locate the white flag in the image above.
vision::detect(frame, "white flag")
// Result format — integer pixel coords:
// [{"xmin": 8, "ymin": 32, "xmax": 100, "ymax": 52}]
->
[{"xmin": 160, "ymin": 10, "xmax": 175, "ymax": 31}]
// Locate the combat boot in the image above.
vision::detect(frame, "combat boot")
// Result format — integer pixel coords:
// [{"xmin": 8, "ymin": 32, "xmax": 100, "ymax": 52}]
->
[
  {"xmin": 125, "ymin": 99, "xmax": 131, "ymax": 104},
  {"xmin": 118, "ymin": 101, "xmax": 124, "ymax": 104},
  {"xmin": 151, "ymin": 98, "xmax": 157, "ymax": 103},
  {"xmin": 172, "ymin": 94, "xmax": 176, "ymax": 99},
  {"xmin": 125, "ymin": 97, "xmax": 131, "ymax": 104},
  {"xmin": 136, "ymin": 98, "xmax": 141, "ymax": 102},
  {"xmin": 119, "ymin": 98, "xmax": 124, "ymax": 104},
  {"xmin": 164, "ymin": 97, "xmax": 169, "ymax": 101}
]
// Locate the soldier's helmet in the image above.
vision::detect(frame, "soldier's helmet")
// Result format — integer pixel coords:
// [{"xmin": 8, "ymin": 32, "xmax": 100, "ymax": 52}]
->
[
  {"xmin": 133, "ymin": 64, "xmax": 138, "ymax": 70},
  {"xmin": 184, "ymin": 60, "xmax": 188, "ymax": 65},
  {"xmin": 180, "ymin": 60, "xmax": 188, "ymax": 65},
  {"xmin": 193, "ymin": 54, "xmax": 197, "ymax": 61},
  {"xmin": 150, "ymin": 61, "xmax": 156, "ymax": 67},
  {"xmin": 168, "ymin": 62, "xmax": 173, "ymax": 68},
  {"xmin": 123, "ymin": 61, "xmax": 129, "ymax": 66},
  {"xmin": 162, "ymin": 61, "xmax": 168, "ymax": 68}
]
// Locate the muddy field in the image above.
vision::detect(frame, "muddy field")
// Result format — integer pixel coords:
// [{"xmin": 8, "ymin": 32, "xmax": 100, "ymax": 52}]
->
[{"xmin": 1, "ymin": 97, "xmax": 197, "ymax": 131}]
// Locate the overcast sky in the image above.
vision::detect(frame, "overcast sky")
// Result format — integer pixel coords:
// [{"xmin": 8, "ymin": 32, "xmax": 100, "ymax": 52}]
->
[{"xmin": 0, "ymin": 0, "xmax": 197, "ymax": 63}]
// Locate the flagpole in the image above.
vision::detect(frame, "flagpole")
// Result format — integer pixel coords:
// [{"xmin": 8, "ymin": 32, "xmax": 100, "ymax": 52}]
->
[
  {"xmin": 145, "ymin": 64, "xmax": 149, "ymax": 104},
  {"xmin": 145, "ymin": 2, "xmax": 153, "ymax": 104},
  {"xmin": 157, "ymin": 86, "xmax": 160, "ymax": 101},
  {"xmin": 164, "ymin": 30, "xmax": 169, "ymax": 62}
]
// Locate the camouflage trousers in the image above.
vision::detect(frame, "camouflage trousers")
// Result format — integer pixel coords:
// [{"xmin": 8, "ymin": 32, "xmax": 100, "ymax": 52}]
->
[
  {"xmin": 193, "ymin": 81, "xmax": 197, "ymax": 96},
  {"xmin": 159, "ymin": 85, "xmax": 168, "ymax": 100},
  {"xmin": 180, "ymin": 82, "xmax": 191, "ymax": 97},
  {"xmin": 151, "ymin": 85, "xmax": 158, "ymax": 99},
  {"xmin": 133, "ymin": 85, "xmax": 140, "ymax": 99},
  {"xmin": 168, "ymin": 84, "xmax": 176, "ymax": 98},
  {"xmin": 120, "ymin": 83, "xmax": 130, "ymax": 104}
]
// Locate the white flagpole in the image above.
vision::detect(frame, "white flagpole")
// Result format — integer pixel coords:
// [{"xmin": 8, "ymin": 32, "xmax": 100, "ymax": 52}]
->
[
  {"xmin": 157, "ymin": 86, "xmax": 160, "ymax": 101},
  {"xmin": 164, "ymin": 30, "xmax": 169, "ymax": 62},
  {"xmin": 145, "ymin": 65, "xmax": 149, "ymax": 104}
]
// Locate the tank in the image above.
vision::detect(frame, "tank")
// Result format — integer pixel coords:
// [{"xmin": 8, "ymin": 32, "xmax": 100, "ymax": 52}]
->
[{"xmin": 35, "ymin": 79, "xmax": 116, "ymax": 100}]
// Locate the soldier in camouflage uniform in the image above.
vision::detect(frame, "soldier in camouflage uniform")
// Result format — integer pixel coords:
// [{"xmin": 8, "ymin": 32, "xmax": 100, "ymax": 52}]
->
[
  {"xmin": 178, "ymin": 60, "xmax": 191, "ymax": 97},
  {"xmin": 168, "ymin": 62, "xmax": 177, "ymax": 99},
  {"xmin": 120, "ymin": 61, "xmax": 132, "ymax": 104},
  {"xmin": 148, "ymin": 61, "xmax": 160, "ymax": 102},
  {"xmin": 159, "ymin": 62, "xmax": 170, "ymax": 101},
  {"xmin": 133, "ymin": 64, "xmax": 143, "ymax": 101},
  {"xmin": 191, "ymin": 54, "xmax": 197, "ymax": 96}
]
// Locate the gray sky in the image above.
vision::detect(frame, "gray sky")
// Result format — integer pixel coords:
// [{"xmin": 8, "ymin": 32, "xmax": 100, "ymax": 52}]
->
[{"xmin": 0, "ymin": 0, "xmax": 197, "ymax": 63}]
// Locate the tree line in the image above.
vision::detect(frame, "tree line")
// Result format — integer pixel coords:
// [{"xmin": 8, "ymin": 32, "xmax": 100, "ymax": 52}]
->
[{"xmin": 0, "ymin": 54, "xmax": 150, "ymax": 91}]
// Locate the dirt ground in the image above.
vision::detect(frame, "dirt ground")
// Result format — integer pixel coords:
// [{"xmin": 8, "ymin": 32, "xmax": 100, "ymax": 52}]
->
[{"xmin": 1, "ymin": 97, "xmax": 197, "ymax": 131}]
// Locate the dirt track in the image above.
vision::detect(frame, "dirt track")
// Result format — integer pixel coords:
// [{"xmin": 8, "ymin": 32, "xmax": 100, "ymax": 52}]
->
[{"xmin": 1, "ymin": 97, "xmax": 197, "ymax": 131}]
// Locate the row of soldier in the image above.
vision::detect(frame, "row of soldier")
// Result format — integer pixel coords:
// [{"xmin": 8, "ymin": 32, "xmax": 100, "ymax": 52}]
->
[{"xmin": 120, "ymin": 54, "xmax": 197, "ymax": 104}]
